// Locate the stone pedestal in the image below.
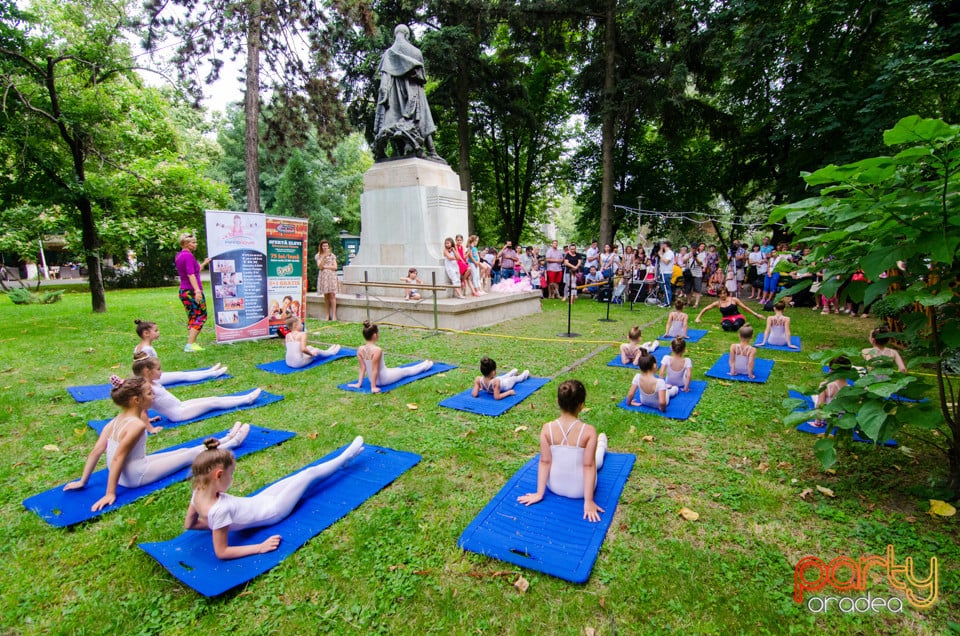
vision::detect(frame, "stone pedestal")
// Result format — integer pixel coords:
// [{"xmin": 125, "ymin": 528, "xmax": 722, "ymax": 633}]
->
[{"xmin": 342, "ymin": 157, "xmax": 466, "ymax": 297}]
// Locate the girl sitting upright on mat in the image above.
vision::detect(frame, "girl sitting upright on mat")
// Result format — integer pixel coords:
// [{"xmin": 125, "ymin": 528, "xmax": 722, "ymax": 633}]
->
[
  {"xmin": 284, "ymin": 316, "xmax": 341, "ymax": 368},
  {"xmin": 757, "ymin": 301, "xmax": 799, "ymax": 349},
  {"xmin": 729, "ymin": 325, "xmax": 757, "ymax": 379},
  {"xmin": 185, "ymin": 436, "xmax": 365, "ymax": 559},
  {"xmin": 133, "ymin": 356, "xmax": 263, "ymax": 422},
  {"xmin": 517, "ymin": 380, "xmax": 608, "ymax": 522},
  {"xmin": 620, "ymin": 325, "xmax": 659, "ymax": 365},
  {"xmin": 664, "ymin": 299, "xmax": 688, "ymax": 339},
  {"xmin": 628, "ymin": 353, "xmax": 678, "ymax": 411},
  {"xmin": 133, "ymin": 319, "xmax": 229, "ymax": 384},
  {"xmin": 349, "ymin": 321, "xmax": 433, "ymax": 393},
  {"xmin": 471, "ymin": 357, "xmax": 530, "ymax": 400},
  {"xmin": 64, "ymin": 376, "xmax": 250, "ymax": 511},
  {"xmin": 659, "ymin": 337, "xmax": 692, "ymax": 392}
]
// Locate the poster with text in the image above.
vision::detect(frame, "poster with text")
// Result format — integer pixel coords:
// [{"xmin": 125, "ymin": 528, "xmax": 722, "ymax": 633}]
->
[{"xmin": 205, "ymin": 211, "xmax": 308, "ymax": 343}]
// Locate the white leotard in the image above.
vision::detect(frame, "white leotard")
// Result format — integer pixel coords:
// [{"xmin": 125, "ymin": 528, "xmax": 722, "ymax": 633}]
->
[
  {"xmin": 285, "ymin": 337, "xmax": 314, "ymax": 368},
  {"xmin": 359, "ymin": 347, "xmax": 432, "ymax": 387},
  {"xmin": 732, "ymin": 344, "xmax": 751, "ymax": 375},
  {"xmin": 546, "ymin": 419, "xmax": 587, "ymax": 499},
  {"xmin": 106, "ymin": 416, "xmax": 149, "ymax": 488},
  {"xmin": 666, "ymin": 317, "xmax": 685, "ymax": 337},
  {"xmin": 632, "ymin": 374, "xmax": 671, "ymax": 408},
  {"xmin": 150, "ymin": 382, "xmax": 182, "ymax": 415},
  {"xmin": 661, "ymin": 355, "xmax": 692, "ymax": 387},
  {"xmin": 204, "ymin": 491, "xmax": 287, "ymax": 531},
  {"xmin": 134, "ymin": 344, "xmax": 158, "ymax": 359},
  {"xmin": 478, "ymin": 370, "xmax": 523, "ymax": 395},
  {"xmin": 767, "ymin": 316, "xmax": 788, "ymax": 346}
]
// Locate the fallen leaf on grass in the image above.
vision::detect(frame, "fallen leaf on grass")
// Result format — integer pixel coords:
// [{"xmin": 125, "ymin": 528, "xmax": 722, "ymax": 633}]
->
[
  {"xmin": 816, "ymin": 485, "xmax": 836, "ymax": 498},
  {"xmin": 905, "ymin": 516, "xmax": 917, "ymax": 523},
  {"xmin": 629, "ymin": 425, "xmax": 636, "ymax": 435},
  {"xmin": 777, "ymin": 461, "xmax": 792, "ymax": 470},
  {"xmin": 514, "ymin": 425, "xmax": 528, "ymax": 433},
  {"xmin": 514, "ymin": 575, "xmax": 529, "ymax": 593},
  {"xmin": 928, "ymin": 500, "xmax": 957, "ymax": 517},
  {"xmin": 642, "ymin": 435, "xmax": 655, "ymax": 443},
  {"xmin": 461, "ymin": 429, "xmax": 476, "ymax": 438},
  {"xmin": 585, "ymin": 628, "xmax": 596, "ymax": 636},
  {"xmin": 756, "ymin": 462, "xmax": 770, "ymax": 473},
  {"xmin": 599, "ymin": 597, "xmax": 605, "ymax": 609},
  {"xmin": 825, "ymin": 469, "xmax": 836, "ymax": 475},
  {"xmin": 799, "ymin": 489, "xmax": 814, "ymax": 500},
  {"xmin": 126, "ymin": 534, "xmax": 139, "ymax": 549},
  {"xmin": 307, "ymin": 432, "xmax": 318, "ymax": 439},
  {"xmin": 581, "ymin": 407, "xmax": 591, "ymax": 414},
  {"xmin": 406, "ymin": 403, "xmax": 418, "ymax": 410},
  {"xmin": 593, "ymin": 379, "xmax": 599, "ymax": 386},
  {"xmin": 42, "ymin": 444, "xmax": 60, "ymax": 452},
  {"xmin": 74, "ymin": 428, "xmax": 86, "ymax": 436},
  {"xmin": 389, "ymin": 564, "xmax": 405, "ymax": 571},
  {"xmin": 892, "ymin": 465, "xmax": 902, "ymax": 472},
  {"xmin": 111, "ymin": 364, "xmax": 121, "ymax": 369},
  {"xmin": 678, "ymin": 507, "xmax": 700, "ymax": 521}
]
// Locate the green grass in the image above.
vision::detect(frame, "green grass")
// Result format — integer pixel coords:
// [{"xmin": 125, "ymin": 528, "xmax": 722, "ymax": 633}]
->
[{"xmin": 1, "ymin": 287, "xmax": 957, "ymax": 635}]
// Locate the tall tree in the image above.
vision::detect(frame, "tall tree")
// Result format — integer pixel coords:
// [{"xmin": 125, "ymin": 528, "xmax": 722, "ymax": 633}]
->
[
  {"xmin": 0, "ymin": 0, "xmax": 227, "ymax": 311},
  {"xmin": 144, "ymin": 0, "xmax": 374, "ymax": 212}
]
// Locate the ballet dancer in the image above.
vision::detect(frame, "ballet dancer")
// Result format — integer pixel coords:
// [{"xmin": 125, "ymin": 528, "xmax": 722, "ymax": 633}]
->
[
  {"xmin": 757, "ymin": 302, "xmax": 799, "ymax": 349},
  {"xmin": 627, "ymin": 353, "xmax": 678, "ymax": 412},
  {"xmin": 659, "ymin": 337, "xmax": 692, "ymax": 392},
  {"xmin": 133, "ymin": 356, "xmax": 263, "ymax": 422},
  {"xmin": 729, "ymin": 325, "xmax": 757, "ymax": 379},
  {"xmin": 284, "ymin": 316, "xmax": 341, "ymax": 368},
  {"xmin": 620, "ymin": 326, "xmax": 659, "ymax": 365},
  {"xmin": 664, "ymin": 299, "xmax": 689, "ymax": 339},
  {"xmin": 64, "ymin": 376, "xmax": 250, "ymax": 511},
  {"xmin": 185, "ymin": 436, "xmax": 365, "ymax": 559},
  {"xmin": 471, "ymin": 357, "xmax": 530, "ymax": 400},
  {"xmin": 862, "ymin": 327, "xmax": 907, "ymax": 373},
  {"xmin": 517, "ymin": 380, "xmax": 608, "ymax": 522},
  {"xmin": 350, "ymin": 321, "xmax": 433, "ymax": 393},
  {"xmin": 133, "ymin": 319, "xmax": 228, "ymax": 384}
]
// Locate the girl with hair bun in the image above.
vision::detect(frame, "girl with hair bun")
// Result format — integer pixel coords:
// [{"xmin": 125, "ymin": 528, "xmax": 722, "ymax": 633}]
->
[
  {"xmin": 64, "ymin": 376, "xmax": 250, "ymax": 511},
  {"xmin": 133, "ymin": 319, "xmax": 229, "ymax": 383},
  {"xmin": 349, "ymin": 321, "xmax": 433, "ymax": 393},
  {"xmin": 185, "ymin": 436, "xmax": 365, "ymax": 559}
]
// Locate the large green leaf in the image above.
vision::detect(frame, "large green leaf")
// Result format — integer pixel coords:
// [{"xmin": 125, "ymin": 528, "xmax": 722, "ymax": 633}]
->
[
  {"xmin": 884, "ymin": 116, "xmax": 959, "ymax": 145},
  {"xmin": 814, "ymin": 439, "xmax": 837, "ymax": 469},
  {"xmin": 856, "ymin": 400, "xmax": 889, "ymax": 440}
]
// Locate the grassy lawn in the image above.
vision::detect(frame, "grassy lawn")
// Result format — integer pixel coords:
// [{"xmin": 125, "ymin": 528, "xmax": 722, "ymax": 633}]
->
[{"xmin": 1, "ymin": 287, "xmax": 956, "ymax": 634}]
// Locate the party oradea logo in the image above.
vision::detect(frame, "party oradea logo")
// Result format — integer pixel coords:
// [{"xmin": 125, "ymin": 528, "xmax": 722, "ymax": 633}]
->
[{"xmin": 794, "ymin": 545, "xmax": 938, "ymax": 613}]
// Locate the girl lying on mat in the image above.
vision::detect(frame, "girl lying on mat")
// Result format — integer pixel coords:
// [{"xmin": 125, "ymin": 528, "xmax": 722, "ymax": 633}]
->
[
  {"xmin": 133, "ymin": 355, "xmax": 262, "ymax": 422},
  {"xmin": 185, "ymin": 436, "xmax": 364, "ymax": 559},
  {"xmin": 64, "ymin": 376, "xmax": 250, "ymax": 511},
  {"xmin": 471, "ymin": 357, "xmax": 530, "ymax": 400},
  {"xmin": 284, "ymin": 316, "xmax": 341, "ymax": 368},
  {"xmin": 664, "ymin": 299, "xmax": 689, "ymax": 339},
  {"xmin": 757, "ymin": 302, "xmax": 799, "ymax": 349},
  {"xmin": 810, "ymin": 356, "xmax": 853, "ymax": 430},
  {"xmin": 620, "ymin": 325, "xmax": 659, "ymax": 365},
  {"xmin": 628, "ymin": 353, "xmax": 679, "ymax": 411},
  {"xmin": 350, "ymin": 321, "xmax": 433, "ymax": 393},
  {"xmin": 729, "ymin": 325, "xmax": 757, "ymax": 379},
  {"xmin": 659, "ymin": 337, "xmax": 692, "ymax": 392},
  {"xmin": 133, "ymin": 319, "xmax": 229, "ymax": 384},
  {"xmin": 517, "ymin": 380, "xmax": 608, "ymax": 522}
]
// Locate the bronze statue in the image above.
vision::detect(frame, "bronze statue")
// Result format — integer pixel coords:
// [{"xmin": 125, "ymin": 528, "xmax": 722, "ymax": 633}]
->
[{"xmin": 373, "ymin": 25, "xmax": 441, "ymax": 161}]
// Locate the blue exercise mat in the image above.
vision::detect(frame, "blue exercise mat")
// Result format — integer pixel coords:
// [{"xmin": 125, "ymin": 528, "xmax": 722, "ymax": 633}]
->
[
  {"xmin": 458, "ymin": 451, "xmax": 635, "ymax": 584},
  {"xmin": 788, "ymin": 390, "xmax": 898, "ymax": 447},
  {"xmin": 617, "ymin": 380, "xmax": 708, "ymax": 420},
  {"xmin": 88, "ymin": 390, "xmax": 284, "ymax": 434},
  {"xmin": 704, "ymin": 354, "xmax": 774, "ymax": 383},
  {"xmin": 754, "ymin": 335, "xmax": 801, "ymax": 351},
  {"xmin": 819, "ymin": 367, "xmax": 927, "ymax": 403},
  {"xmin": 606, "ymin": 345, "xmax": 670, "ymax": 369},
  {"xmin": 439, "ymin": 377, "xmax": 550, "ymax": 416},
  {"xmin": 337, "ymin": 362, "xmax": 456, "ymax": 394},
  {"xmin": 22, "ymin": 425, "xmax": 295, "ymax": 527},
  {"xmin": 67, "ymin": 370, "xmax": 234, "ymax": 403},
  {"xmin": 660, "ymin": 328, "xmax": 708, "ymax": 343},
  {"xmin": 139, "ymin": 443, "xmax": 420, "ymax": 597},
  {"xmin": 256, "ymin": 347, "xmax": 356, "ymax": 374}
]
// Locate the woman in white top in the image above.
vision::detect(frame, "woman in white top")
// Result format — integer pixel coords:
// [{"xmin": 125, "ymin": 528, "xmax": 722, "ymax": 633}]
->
[
  {"xmin": 133, "ymin": 319, "xmax": 227, "ymax": 384},
  {"xmin": 349, "ymin": 321, "xmax": 433, "ymax": 393},
  {"xmin": 628, "ymin": 353, "xmax": 678, "ymax": 411},
  {"xmin": 185, "ymin": 435, "xmax": 364, "ymax": 559},
  {"xmin": 284, "ymin": 316, "xmax": 341, "ymax": 368},
  {"xmin": 517, "ymin": 380, "xmax": 608, "ymax": 522},
  {"xmin": 64, "ymin": 376, "xmax": 249, "ymax": 511},
  {"xmin": 747, "ymin": 245, "xmax": 766, "ymax": 300}
]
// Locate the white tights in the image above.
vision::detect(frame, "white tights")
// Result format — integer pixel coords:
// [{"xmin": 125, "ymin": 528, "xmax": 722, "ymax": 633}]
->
[
  {"xmin": 156, "ymin": 392, "xmax": 259, "ymax": 422},
  {"xmin": 119, "ymin": 426, "xmax": 244, "ymax": 488},
  {"xmin": 374, "ymin": 360, "xmax": 433, "ymax": 386},
  {"xmin": 159, "ymin": 368, "xmax": 222, "ymax": 385}
]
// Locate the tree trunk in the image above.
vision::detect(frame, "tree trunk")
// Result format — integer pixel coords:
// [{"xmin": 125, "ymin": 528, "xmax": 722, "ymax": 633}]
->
[
  {"xmin": 245, "ymin": 0, "xmax": 262, "ymax": 213},
  {"xmin": 598, "ymin": 0, "xmax": 617, "ymax": 247},
  {"xmin": 455, "ymin": 71, "xmax": 473, "ymax": 234},
  {"xmin": 77, "ymin": 196, "xmax": 106, "ymax": 312}
]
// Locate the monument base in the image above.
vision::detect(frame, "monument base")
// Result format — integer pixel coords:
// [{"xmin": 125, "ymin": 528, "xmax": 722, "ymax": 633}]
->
[{"xmin": 307, "ymin": 290, "xmax": 542, "ymax": 332}]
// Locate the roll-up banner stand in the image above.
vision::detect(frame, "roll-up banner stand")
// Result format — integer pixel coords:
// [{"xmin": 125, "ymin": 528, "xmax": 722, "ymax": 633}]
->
[{"xmin": 205, "ymin": 211, "xmax": 309, "ymax": 343}]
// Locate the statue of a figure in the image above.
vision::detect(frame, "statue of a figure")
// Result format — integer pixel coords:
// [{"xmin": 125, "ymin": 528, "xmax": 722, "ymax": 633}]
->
[{"xmin": 373, "ymin": 24, "xmax": 441, "ymax": 161}]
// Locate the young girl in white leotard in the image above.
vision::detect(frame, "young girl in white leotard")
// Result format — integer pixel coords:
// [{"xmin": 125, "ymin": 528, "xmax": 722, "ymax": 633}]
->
[
  {"xmin": 517, "ymin": 380, "xmax": 608, "ymax": 522},
  {"xmin": 471, "ymin": 357, "xmax": 530, "ymax": 400},
  {"xmin": 862, "ymin": 327, "xmax": 907, "ymax": 373},
  {"xmin": 133, "ymin": 357, "xmax": 263, "ymax": 422},
  {"xmin": 757, "ymin": 302, "xmax": 799, "ymax": 349},
  {"xmin": 811, "ymin": 355, "xmax": 853, "ymax": 430},
  {"xmin": 63, "ymin": 376, "xmax": 250, "ymax": 511},
  {"xmin": 729, "ymin": 325, "xmax": 757, "ymax": 379},
  {"xmin": 628, "ymin": 353, "xmax": 678, "ymax": 411},
  {"xmin": 349, "ymin": 321, "xmax": 433, "ymax": 393},
  {"xmin": 284, "ymin": 316, "xmax": 341, "ymax": 368},
  {"xmin": 659, "ymin": 337, "xmax": 692, "ymax": 392},
  {"xmin": 133, "ymin": 320, "xmax": 228, "ymax": 384},
  {"xmin": 620, "ymin": 325, "xmax": 659, "ymax": 365},
  {"xmin": 185, "ymin": 436, "xmax": 365, "ymax": 559},
  {"xmin": 664, "ymin": 299, "xmax": 688, "ymax": 339}
]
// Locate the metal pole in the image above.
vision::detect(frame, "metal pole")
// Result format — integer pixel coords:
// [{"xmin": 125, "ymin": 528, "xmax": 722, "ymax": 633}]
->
[
  {"xmin": 598, "ymin": 276, "xmax": 616, "ymax": 322},
  {"xmin": 364, "ymin": 270, "xmax": 371, "ymax": 322},
  {"xmin": 431, "ymin": 271, "xmax": 439, "ymax": 332},
  {"xmin": 557, "ymin": 275, "xmax": 580, "ymax": 338}
]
